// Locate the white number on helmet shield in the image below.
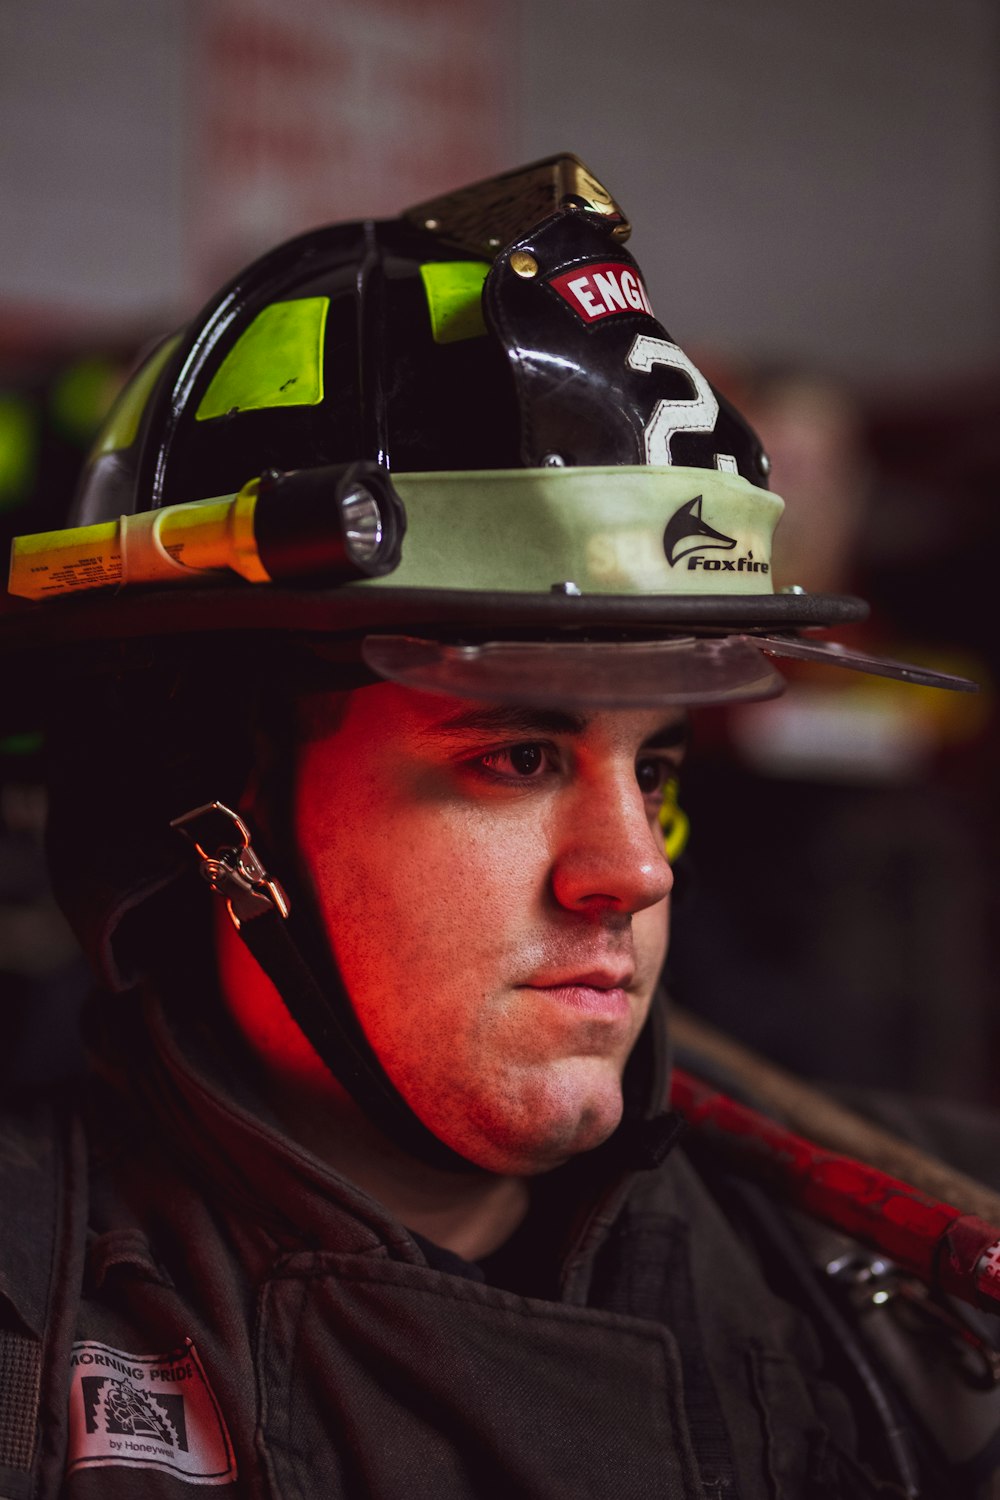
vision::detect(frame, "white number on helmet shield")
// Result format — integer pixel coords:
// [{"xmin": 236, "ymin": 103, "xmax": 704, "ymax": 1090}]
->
[{"xmin": 627, "ymin": 334, "xmax": 736, "ymax": 471}]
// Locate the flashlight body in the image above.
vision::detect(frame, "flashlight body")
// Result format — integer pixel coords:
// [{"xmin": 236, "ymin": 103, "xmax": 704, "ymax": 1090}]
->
[{"xmin": 7, "ymin": 463, "xmax": 405, "ymax": 600}]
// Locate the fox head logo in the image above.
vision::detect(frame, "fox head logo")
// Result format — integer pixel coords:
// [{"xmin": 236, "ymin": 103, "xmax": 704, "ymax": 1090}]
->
[{"xmin": 663, "ymin": 495, "xmax": 737, "ymax": 566}]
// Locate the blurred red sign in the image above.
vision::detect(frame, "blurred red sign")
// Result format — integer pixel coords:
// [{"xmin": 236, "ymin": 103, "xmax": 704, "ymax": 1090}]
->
[{"xmin": 190, "ymin": 0, "xmax": 515, "ymax": 293}]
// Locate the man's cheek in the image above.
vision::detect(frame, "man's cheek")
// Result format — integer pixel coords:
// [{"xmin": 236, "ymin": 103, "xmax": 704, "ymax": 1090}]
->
[{"xmin": 638, "ymin": 897, "xmax": 671, "ymax": 964}]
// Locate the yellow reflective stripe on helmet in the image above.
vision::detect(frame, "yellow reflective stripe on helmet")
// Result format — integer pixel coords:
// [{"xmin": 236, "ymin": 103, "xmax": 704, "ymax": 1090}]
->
[
  {"xmin": 195, "ymin": 298, "xmax": 329, "ymax": 421},
  {"xmin": 419, "ymin": 261, "xmax": 490, "ymax": 344},
  {"xmin": 96, "ymin": 335, "xmax": 181, "ymax": 455}
]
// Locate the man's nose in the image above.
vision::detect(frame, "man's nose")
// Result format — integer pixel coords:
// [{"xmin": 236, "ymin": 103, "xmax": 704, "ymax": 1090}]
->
[{"xmin": 550, "ymin": 774, "xmax": 674, "ymax": 915}]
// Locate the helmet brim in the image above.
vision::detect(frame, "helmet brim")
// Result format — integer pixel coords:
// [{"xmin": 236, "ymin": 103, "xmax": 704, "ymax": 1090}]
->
[
  {"xmin": 0, "ymin": 584, "xmax": 976, "ymax": 729},
  {"xmin": 0, "ymin": 579, "xmax": 867, "ymax": 650}
]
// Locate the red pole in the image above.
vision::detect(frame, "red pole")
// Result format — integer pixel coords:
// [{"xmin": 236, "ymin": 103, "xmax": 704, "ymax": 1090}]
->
[{"xmin": 670, "ymin": 1067, "xmax": 1000, "ymax": 1315}]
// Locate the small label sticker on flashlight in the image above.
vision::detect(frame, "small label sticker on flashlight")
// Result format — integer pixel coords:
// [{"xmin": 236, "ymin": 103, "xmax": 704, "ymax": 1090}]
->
[
  {"xmin": 10, "ymin": 522, "xmax": 124, "ymax": 596},
  {"xmin": 8, "ymin": 493, "xmax": 260, "ymax": 600}
]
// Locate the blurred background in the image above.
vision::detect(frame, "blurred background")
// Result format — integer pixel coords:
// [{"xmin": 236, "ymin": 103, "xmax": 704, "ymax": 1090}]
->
[{"xmin": 0, "ymin": 0, "xmax": 997, "ymax": 1099}]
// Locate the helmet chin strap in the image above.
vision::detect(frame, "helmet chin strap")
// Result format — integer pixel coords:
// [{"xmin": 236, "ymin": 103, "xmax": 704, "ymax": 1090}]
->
[{"xmin": 171, "ymin": 800, "xmax": 480, "ymax": 1173}]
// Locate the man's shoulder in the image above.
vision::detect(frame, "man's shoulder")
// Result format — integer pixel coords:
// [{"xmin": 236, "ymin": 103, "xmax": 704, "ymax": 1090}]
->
[{"xmin": 837, "ymin": 1087, "xmax": 1000, "ymax": 1198}]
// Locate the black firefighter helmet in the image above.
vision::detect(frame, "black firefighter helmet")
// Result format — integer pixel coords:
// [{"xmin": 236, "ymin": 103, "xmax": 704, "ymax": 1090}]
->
[
  {"xmin": 0, "ymin": 155, "xmax": 974, "ymax": 1168},
  {"xmin": 6, "ymin": 153, "xmax": 969, "ymax": 709}
]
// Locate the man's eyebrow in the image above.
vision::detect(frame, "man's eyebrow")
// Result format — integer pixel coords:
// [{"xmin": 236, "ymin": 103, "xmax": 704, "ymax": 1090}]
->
[
  {"xmin": 641, "ymin": 718, "xmax": 689, "ymax": 752},
  {"xmin": 421, "ymin": 703, "xmax": 690, "ymax": 748},
  {"xmin": 424, "ymin": 704, "xmax": 589, "ymax": 741}
]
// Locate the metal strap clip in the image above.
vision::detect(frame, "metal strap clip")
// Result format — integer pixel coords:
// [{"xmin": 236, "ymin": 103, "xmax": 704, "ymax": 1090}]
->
[
  {"xmin": 826, "ymin": 1249, "xmax": 1000, "ymax": 1389},
  {"xmin": 171, "ymin": 801, "xmax": 291, "ymax": 928}
]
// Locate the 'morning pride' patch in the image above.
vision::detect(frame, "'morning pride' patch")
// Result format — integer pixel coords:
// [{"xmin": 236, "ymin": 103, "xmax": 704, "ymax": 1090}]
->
[{"xmin": 66, "ymin": 1339, "xmax": 237, "ymax": 1486}]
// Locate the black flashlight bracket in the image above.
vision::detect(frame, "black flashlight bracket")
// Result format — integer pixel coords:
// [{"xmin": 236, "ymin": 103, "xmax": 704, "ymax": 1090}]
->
[{"xmin": 253, "ymin": 461, "xmax": 407, "ymax": 585}]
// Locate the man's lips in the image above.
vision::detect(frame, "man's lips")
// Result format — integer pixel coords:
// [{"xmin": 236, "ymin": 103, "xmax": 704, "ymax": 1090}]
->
[
  {"xmin": 526, "ymin": 968, "xmax": 635, "ymax": 991},
  {"xmin": 522, "ymin": 969, "xmax": 636, "ymax": 1018}
]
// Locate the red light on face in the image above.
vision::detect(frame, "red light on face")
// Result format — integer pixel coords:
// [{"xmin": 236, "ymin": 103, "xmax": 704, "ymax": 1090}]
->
[{"xmin": 213, "ymin": 903, "xmax": 331, "ymax": 1088}]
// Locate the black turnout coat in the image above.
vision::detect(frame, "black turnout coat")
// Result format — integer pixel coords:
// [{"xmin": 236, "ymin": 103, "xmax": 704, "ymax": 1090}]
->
[{"xmin": 1, "ymin": 987, "xmax": 998, "ymax": 1500}]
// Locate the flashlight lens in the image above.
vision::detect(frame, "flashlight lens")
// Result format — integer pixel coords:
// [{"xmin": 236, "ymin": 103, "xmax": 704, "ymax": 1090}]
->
[{"xmin": 342, "ymin": 485, "xmax": 383, "ymax": 564}]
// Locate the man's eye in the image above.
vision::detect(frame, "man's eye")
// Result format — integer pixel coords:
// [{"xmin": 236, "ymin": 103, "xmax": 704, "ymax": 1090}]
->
[
  {"xmin": 636, "ymin": 755, "xmax": 669, "ymax": 796},
  {"xmin": 481, "ymin": 743, "xmax": 548, "ymax": 778}
]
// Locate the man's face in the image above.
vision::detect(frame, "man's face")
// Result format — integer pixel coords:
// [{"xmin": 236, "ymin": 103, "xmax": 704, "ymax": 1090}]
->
[{"xmin": 294, "ymin": 683, "xmax": 683, "ymax": 1175}]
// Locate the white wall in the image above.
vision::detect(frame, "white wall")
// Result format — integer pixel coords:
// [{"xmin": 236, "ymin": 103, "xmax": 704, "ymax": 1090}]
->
[
  {"xmin": 0, "ymin": 0, "xmax": 188, "ymax": 322},
  {"xmin": 515, "ymin": 0, "xmax": 999, "ymax": 380},
  {"xmin": 0, "ymin": 0, "xmax": 996, "ymax": 379}
]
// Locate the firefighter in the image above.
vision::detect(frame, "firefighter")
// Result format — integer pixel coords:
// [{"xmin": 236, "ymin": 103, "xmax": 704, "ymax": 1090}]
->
[{"xmin": 0, "ymin": 155, "xmax": 993, "ymax": 1498}]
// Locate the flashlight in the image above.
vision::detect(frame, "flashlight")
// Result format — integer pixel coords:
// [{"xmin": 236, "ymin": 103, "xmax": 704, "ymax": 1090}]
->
[
  {"xmin": 7, "ymin": 461, "xmax": 406, "ymax": 600},
  {"xmin": 251, "ymin": 463, "xmax": 405, "ymax": 584}
]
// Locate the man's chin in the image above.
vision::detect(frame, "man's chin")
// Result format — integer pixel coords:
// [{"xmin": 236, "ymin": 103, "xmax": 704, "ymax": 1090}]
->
[{"xmin": 460, "ymin": 1089, "xmax": 626, "ymax": 1177}]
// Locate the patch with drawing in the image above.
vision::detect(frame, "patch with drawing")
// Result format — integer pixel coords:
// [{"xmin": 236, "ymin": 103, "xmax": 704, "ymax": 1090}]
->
[{"xmin": 66, "ymin": 1339, "xmax": 237, "ymax": 1486}]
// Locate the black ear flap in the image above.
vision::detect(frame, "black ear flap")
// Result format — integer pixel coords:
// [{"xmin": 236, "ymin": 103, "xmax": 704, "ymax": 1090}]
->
[{"xmin": 43, "ymin": 640, "xmax": 259, "ymax": 990}]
